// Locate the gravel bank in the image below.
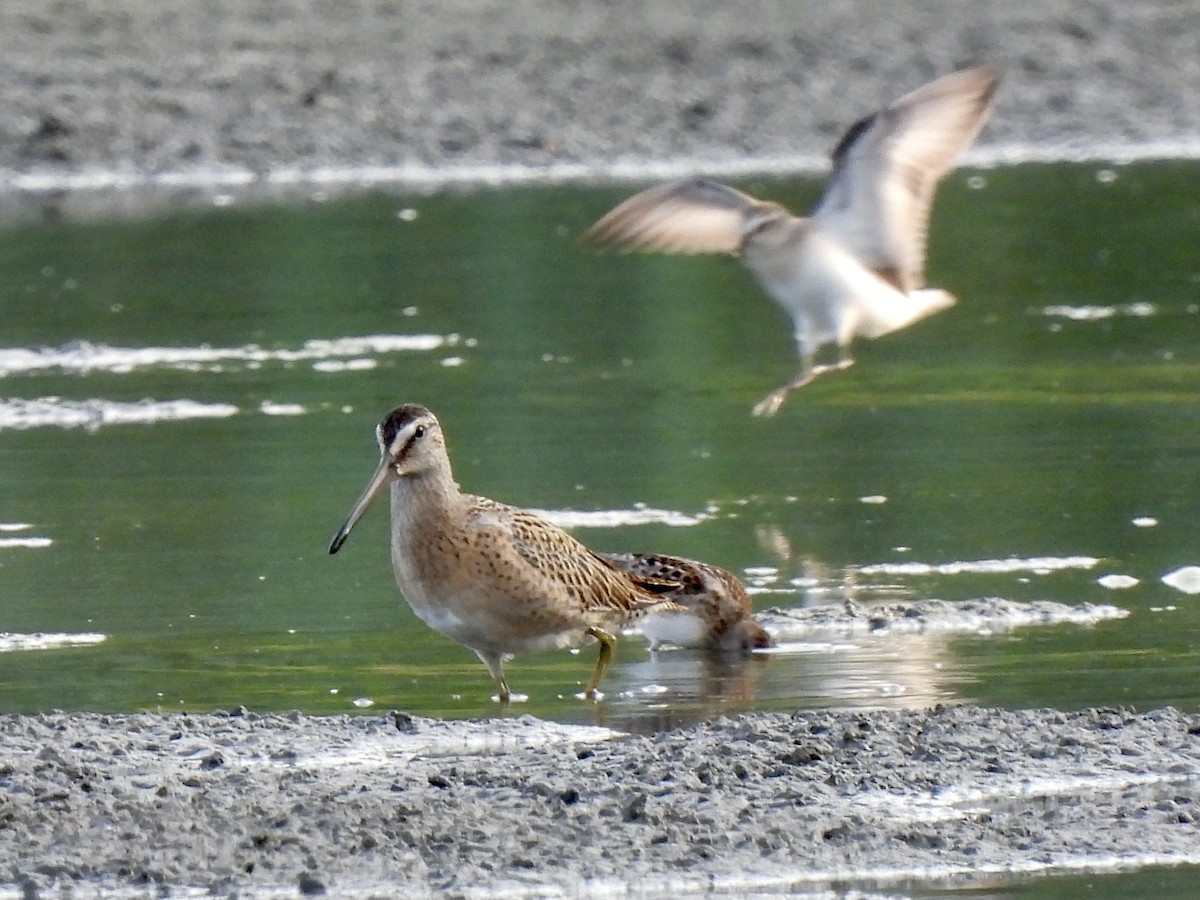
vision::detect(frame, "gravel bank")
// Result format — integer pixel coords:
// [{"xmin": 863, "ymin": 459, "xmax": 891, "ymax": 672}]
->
[
  {"xmin": 4, "ymin": 706, "xmax": 1200, "ymax": 897},
  {"xmin": 1, "ymin": 1, "xmax": 1198, "ymax": 191}
]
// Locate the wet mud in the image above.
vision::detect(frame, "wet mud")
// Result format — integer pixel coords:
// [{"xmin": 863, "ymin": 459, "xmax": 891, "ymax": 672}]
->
[{"xmin": 3, "ymin": 706, "xmax": 1198, "ymax": 897}]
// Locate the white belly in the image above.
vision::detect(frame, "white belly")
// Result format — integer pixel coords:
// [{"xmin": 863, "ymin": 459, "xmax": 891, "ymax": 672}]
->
[
  {"xmin": 640, "ymin": 608, "xmax": 707, "ymax": 650},
  {"xmin": 393, "ymin": 566, "xmax": 586, "ymax": 657}
]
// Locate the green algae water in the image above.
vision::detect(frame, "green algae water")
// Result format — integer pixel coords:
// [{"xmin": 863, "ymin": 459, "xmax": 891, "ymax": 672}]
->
[{"xmin": 1, "ymin": 160, "xmax": 1198, "ymax": 730}]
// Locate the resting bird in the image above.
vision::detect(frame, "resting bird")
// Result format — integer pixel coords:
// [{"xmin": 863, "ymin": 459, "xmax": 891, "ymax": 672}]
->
[
  {"xmin": 601, "ymin": 552, "xmax": 773, "ymax": 654},
  {"xmin": 585, "ymin": 66, "xmax": 1000, "ymax": 415}
]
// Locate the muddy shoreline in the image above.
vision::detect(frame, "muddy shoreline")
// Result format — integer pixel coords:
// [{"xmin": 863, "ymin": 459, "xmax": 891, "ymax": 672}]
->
[
  {"xmin": 5, "ymin": 706, "xmax": 1200, "ymax": 897},
  {"xmin": 1, "ymin": 2, "xmax": 1199, "ymax": 210}
]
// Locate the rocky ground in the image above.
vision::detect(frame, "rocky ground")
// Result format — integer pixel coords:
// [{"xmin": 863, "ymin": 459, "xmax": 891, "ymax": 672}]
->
[
  {"xmin": 0, "ymin": 1, "xmax": 1198, "ymax": 196},
  {"xmin": 4, "ymin": 705, "xmax": 1199, "ymax": 897},
  {"xmin": 2, "ymin": 1, "xmax": 1199, "ymax": 896}
]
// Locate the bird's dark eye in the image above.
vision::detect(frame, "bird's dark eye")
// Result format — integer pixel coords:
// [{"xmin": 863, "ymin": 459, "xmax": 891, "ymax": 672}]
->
[{"xmin": 414, "ymin": 425, "xmax": 427, "ymax": 439}]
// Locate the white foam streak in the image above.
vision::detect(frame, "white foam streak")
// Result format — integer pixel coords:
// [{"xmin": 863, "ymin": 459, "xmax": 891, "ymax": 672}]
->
[
  {"xmin": 1161, "ymin": 566, "xmax": 1200, "ymax": 594},
  {"xmin": 875, "ymin": 770, "xmax": 1194, "ymax": 822},
  {"xmin": 857, "ymin": 556, "xmax": 1099, "ymax": 577},
  {"xmin": 0, "ymin": 398, "xmax": 238, "ymax": 431},
  {"xmin": 528, "ymin": 506, "xmax": 712, "ymax": 529},
  {"xmin": 1037, "ymin": 302, "xmax": 1157, "ymax": 321},
  {"xmin": 291, "ymin": 720, "xmax": 621, "ymax": 770},
  {"xmin": 4, "ymin": 140, "xmax": 1200, "ymax": 201},
  {"xmin": 0, "ymin": 334, "xmax": 457, "ymax": 378},
  {"xmin": 259, "ymin": 401, "xmax": 305, "ymax": 416},
  {"xmin": 0, "ymin": 632, "xmax": 107, "ymax": 652},
  {"xmin": 758, "ymin": 599, "xmax": 1128, "ymax": 640},
  {"xmin": 0, "ymin": 537, "xmax": 52, "ymax": 549},
  {"xmin": 572, "ymin": 851, "xmax": 1200, "ymax": 900}
]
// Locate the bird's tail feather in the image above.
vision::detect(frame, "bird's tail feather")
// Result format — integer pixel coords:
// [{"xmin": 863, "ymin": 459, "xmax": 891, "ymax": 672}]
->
[{"xmin": 857, "ymin": 287, "xmax": 956, "ymax": 339}]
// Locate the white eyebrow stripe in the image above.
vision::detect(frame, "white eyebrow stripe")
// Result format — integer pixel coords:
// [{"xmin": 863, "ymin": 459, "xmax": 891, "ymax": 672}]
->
[{"xmin": 384, "ymin": 420, "xmax": 426, "ymax": 459}]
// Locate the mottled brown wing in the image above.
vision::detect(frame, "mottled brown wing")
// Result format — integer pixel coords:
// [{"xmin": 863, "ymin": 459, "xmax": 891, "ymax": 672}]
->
[
  {"xmin": 601, "ymin": 552, "xmax": 753, "ymax": 617},
  {"xmin": 600, "ymin": 552, "xmax": 700, "ymax": 592},
  {"xmin": 605, "ymin": 552, "xmax": 770, "ymax": 650},
  {"xmin": 471, "ymin": 499, "xmax": 669, "ymax": 617}
]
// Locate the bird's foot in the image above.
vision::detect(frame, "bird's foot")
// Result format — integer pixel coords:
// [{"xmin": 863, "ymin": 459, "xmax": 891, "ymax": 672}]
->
[
  {"xmin": 751, "ymin": 389, "xmax": 790, "ymax": 417},
  {"xmin": 752, "ymin": 376, "xmax": 812, "ymax": 416},
  {"xmin": 492, "ymin": 676, "xmax": 515, "ymax": 704},
  {"xmin": 810, "ymin": 358, "xmax": 855, "ymax": 378},
  {"xmin": 751, "ymin": 358, "xmax": 856, "ymax": 416}
]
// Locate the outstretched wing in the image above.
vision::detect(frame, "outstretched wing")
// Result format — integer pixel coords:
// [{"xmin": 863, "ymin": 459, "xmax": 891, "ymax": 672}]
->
[
  {"xmin": 814, "ymin": 66, "xmax": 1000, "ymax": 292},
  {"xmin": 583, "ymin": 179, "xmax": 770, "ymax": 255}
]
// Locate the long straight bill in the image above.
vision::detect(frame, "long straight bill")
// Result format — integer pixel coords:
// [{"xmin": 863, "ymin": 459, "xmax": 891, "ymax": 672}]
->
[{"xmin": 328, "ymin": 455, "xmax": 393, "ymax": 554}]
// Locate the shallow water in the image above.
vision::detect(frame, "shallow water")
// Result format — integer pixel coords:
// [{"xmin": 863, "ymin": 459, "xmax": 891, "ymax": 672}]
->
[
  {"xmin": 913, "ymin": 864, "xmax": 1200, "ymax": 900},
  {"xmin": 1, "ymin": 160, "xmax": 1199, "ymax": 735}
]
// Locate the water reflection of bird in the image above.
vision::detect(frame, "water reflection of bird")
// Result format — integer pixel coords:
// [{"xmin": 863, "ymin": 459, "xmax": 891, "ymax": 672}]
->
[
  {"xmin": 328, "ymin": 403, "xmax": 680, "ymax": 702},
  {"xmin": 601, "ymin": 552, "xmax": 774, "ymax": 652},
  {"xmin": 618, "ymin": 652, "xmax": 770, "ymax": 731},
  {"xmin": 585, "ymin": 66, "xmax": 1000, "ymax": 416}
]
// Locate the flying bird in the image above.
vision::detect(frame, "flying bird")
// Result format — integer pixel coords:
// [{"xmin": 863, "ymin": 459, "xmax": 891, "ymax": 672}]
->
[{"xmin": 585, "ymin": 66, "xmax": 1000, "ymax": 415}]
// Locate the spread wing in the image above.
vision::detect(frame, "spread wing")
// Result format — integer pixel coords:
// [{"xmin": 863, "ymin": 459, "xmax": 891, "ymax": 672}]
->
[
  {"xmin": 582, "ymin": 179, "xmax": 770, "ymax": 255},
  {"xmin": 813, "ymin": 66, "xmax": 1000, "ymax": 292}
]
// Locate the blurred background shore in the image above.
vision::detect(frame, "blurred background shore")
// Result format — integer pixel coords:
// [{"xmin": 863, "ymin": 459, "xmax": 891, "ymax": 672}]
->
[{"xmin": 1, "ymin": 0, "xmax": 1197, "ymax": 185}]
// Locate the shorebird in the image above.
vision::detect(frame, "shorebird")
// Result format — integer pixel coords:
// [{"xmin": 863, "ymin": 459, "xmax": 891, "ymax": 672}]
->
[
  {"xmin": 601, "ymin": 553, "xmax": 773, "ymax": 653},
  {"xmin": 585, "ymin": 66, "xmax": 1000, "ymax": 416},
  {"xmin": 328, "ymin": 403, "xmax": 680, "ymax": 702}
]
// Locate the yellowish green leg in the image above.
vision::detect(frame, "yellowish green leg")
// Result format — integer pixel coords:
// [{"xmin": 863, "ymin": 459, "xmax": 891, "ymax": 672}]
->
[
  {"xmin": 475, "ymin": 649, "xmax": 512, "ymax": 703},
  {"xmin": 584, "ymin": 626, "xmax": 617, "ymax": 698}
]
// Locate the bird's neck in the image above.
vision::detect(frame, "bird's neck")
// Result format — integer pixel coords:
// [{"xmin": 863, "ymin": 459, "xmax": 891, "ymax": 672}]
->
[{"xmin": 388, "ymin": 467, "xmax": 464, "ymax": 538}]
